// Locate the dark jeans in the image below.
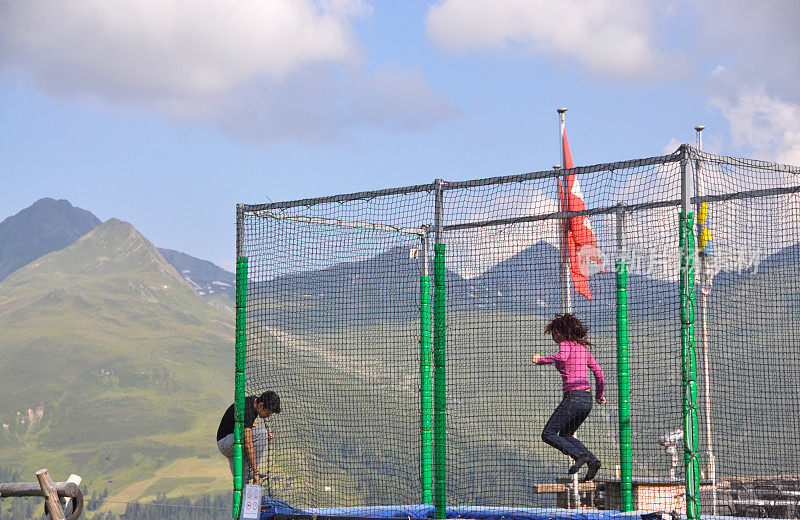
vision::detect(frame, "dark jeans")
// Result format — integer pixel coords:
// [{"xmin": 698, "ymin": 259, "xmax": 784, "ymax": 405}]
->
[{"xmin": 541, "ymin": 390, "xmax": 597, "ymax": 462}]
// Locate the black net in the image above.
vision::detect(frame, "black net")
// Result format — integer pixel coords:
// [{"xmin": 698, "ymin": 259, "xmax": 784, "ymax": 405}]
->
[
  {"xmin": 440, "ymin": 157, "xmax": 684, "ymax": 509},
  {"xmin": 239, "ymin": 190, "xmax": 434, "ymax": 508},
  {"xmin": 689, "ymin": 152, "xmax": 800, "ymax": 517},
  {"xmin": 237, "ymin": 146, "xmax": 800, "ymax": 517}
]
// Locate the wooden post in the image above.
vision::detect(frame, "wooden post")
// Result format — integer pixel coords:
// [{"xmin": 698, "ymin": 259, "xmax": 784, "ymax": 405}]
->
[{"xmin": 36, "ymin": 469, "xmax": 65, "ymax": 520}]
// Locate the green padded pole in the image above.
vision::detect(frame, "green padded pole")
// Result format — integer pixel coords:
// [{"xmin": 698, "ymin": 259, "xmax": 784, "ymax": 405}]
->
[
  {"xmin": 432, "ymin": 178, "xmax": 446, "ymax": 520},
  {"xmin": 420, "ymin": 265, "xmax": 433, "ymax": 504},
  {"xmin": 679, "ymin": 211, "xmax": 701, "ymax": 520},
  {"xmin": 616, "ymin": 258, "xmax": 633, "ymax": 511},
  {"xmin": 679, "ymin": 149, "xmax": 701, "ymax": 520},
  {"xmin": 433, "ymin": 242, "xmax": 446, "ymax": 519},
  {"xmin": 233, "ymin": 255, "xmax": 247, "ymax": 520}
]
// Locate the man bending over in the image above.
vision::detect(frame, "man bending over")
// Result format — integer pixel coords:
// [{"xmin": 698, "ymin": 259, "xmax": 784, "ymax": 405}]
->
[{"xmin": 217, "ymin": 391, "xmax": 281, "ymax": 484}]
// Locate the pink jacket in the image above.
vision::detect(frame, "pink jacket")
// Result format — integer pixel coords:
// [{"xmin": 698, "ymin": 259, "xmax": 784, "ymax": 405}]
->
[{"xmin": 536, "ymin": 340, "xmax": 604, "ymax": 399}]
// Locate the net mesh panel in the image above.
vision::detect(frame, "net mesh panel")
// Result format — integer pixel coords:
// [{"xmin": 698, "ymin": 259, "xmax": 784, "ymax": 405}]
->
[
  {"xmin": 240, "ymin": 191, "xmax": 434, "ymax": 508},
  {"xmin": 442, "ymin": 157, "xmax": 684, "ymax": 507},
  {"xmin": 238, "ymin": 147, "xmax": 800, "ymax": 515},
  {"xmin": 690, "ymin": 153, "xmax": 800, "ymax": 516}
]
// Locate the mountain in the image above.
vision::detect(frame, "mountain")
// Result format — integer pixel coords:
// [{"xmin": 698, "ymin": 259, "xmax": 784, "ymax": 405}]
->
[
  {"xmin": 713, "ymin": 242, "xmax": 800, "ymax": 288},
  {"xmin": 254, "ymin": 245, "xmax": 436, "ymax": 331},
  {"xmin": 258, "ymin": 241, "xmax": 680, "ymax": 333},
  {"xmin": 157, "ymin": 248, "xmax": 234, "ymax": 300},
  {"xmin": 0, "ymin": 198, "xmax": 101, "ymax": 282},
  {"xmin": 0, "ymin": 219, "xmax": 234, "ymax": 509},
  {"xmin": 0, "ymin": 198, "xmax": 233, "ymax": 310}
]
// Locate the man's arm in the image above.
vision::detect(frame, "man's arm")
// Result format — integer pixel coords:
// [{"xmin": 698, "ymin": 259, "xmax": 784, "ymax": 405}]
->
[{"xmin": 244, "ymin": 427, "xmax": 260, "ymax": 484}]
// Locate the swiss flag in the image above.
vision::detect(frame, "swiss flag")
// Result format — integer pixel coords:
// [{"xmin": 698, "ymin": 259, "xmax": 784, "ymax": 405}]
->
[{"xmin": 557, "ymin": 128, "xmax": 603, "ymax": 301}]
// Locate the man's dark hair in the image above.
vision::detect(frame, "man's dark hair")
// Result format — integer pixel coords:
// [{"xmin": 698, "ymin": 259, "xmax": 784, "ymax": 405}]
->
[{"xmin": 257, "ymin": 391, "xmax": 281, "ymax": 413}]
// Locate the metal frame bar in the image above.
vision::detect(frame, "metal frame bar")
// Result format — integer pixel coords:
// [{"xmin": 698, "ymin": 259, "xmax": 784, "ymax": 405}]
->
[
  {"xmin": 249, "ymin": 210, "xmax": 428, "ymax": 236},
  {"xmin": 432, "ymin": 179, "xmax": 447, "ymax": 520},
  {"xmin": 239, "ymin": 147, "xmax": 798, "ymax": 214},
  {"xmin": 241, "ymin": 150, "xmax": 689, "ymax": 212},
  {"xmin": 246, "ymin": 182, "xmax": 800, "ymax": 243},
  {"xmin": 442, "ymin": 184, "xmax": 800, "ymax": 232}
]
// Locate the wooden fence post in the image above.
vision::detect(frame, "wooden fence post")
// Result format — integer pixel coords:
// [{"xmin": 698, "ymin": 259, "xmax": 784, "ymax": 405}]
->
[{"xmin": 36, "ymin": 469, "xmax": 66, "ymax": 520}]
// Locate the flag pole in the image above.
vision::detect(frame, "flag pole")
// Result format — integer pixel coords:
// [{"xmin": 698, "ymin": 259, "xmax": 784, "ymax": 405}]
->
[
  {"xmin": 695, "ymin": 125, "xmax": 717, "ymax": 515},
  {"xmin": 557, "ymin": 108, "xmax": 580, "ymax": 507},
  {"xmin": 558, "ymin": 108, "xmax": 573, "ymax": 315}
]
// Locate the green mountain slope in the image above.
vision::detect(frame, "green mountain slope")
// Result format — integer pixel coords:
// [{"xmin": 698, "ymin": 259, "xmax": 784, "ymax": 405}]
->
[{"xmin": 0, "ymin": 219, "xmax": 234, "ymax": 512}]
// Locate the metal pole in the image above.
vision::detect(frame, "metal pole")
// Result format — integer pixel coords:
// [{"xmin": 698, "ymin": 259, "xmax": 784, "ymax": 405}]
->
[
  {"xmin": 695, "ymin": 125, "xmax": 717, "ymax": 515},
  {"xmin": 420, "ymin": 227, "xmax": 433, "ymax": 505},
  {"xmin": 433, "ymin": 180, "xmax": 447, "ymax": 519},
  {"xmin": 557, "ymin": 108, "xmax": 580, "ymax": 506},
  {"xmin": 615, "ymin": 204, "xmax": 633, "ymax": 511},
  {"xmin": 680, "ymin": 148, "xmax": 701, "ymax": 520}
]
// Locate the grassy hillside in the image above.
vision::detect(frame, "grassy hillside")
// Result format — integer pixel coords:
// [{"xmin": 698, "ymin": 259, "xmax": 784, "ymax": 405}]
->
[{"xmin": 0, "ymin": 219, "xmax": 234, "ymax": 514}]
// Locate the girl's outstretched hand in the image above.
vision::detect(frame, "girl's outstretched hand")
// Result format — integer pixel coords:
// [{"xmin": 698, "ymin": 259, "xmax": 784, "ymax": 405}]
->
[
  {"xmin": 597, "ymin": 396, "xmax": 606, "ymax": 404},
  {"xmin": 532, "ymin": 354, "xmax": 541, "ymax": 364}
]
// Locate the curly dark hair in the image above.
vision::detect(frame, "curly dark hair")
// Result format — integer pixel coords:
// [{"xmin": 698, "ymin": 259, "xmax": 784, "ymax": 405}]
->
[{"xmin": 545, "ymin": 313, "xmax": 592, "ymax": 346}]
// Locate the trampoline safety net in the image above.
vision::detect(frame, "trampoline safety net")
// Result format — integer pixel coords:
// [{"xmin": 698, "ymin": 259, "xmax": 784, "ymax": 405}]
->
[{"xmin": 236, "ymin": 145, "xmax": 800, "ymax": 519}]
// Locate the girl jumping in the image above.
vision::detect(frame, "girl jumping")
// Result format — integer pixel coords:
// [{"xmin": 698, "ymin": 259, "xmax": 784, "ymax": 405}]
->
[{"xmin": 533, "ymin": 313, "xmax": 605, "ymax": 482}]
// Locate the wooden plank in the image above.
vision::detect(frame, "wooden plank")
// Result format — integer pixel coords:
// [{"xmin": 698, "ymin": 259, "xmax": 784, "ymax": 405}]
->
[
  {"xmin": 36, "ymin": 469, "xmax": 65, "ymax": 520},
  {"xmin": 532, "ymin": 483, "xmax": 566, "ymax": 493},
  {"xmin": 730, "ymin": 499, "xmax": 799, "ymax": 507},
  {"xmin": 724, "ymin": 475, "xmax": 800, "ymax": 484},
  {"xmin": 532, "ymin": 482, "xmax": 599, "ymax": 493},
  {"xmin": 0, "ymin": 481, "xmax": 80, "ymax": 498}
]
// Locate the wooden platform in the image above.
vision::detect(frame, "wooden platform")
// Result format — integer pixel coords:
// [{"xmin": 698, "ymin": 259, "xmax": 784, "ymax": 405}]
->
[
  {"xmin": 534, "ymin": 478, "xmax": 716, "ymax": 511},
  {"xmin": 533, "ymin": 476, "xmax": 800, "ymax": 517}
]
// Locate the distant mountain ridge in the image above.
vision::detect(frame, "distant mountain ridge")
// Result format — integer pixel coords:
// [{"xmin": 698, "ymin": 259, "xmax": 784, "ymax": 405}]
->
[
  {"xmin": 0, "ymin": 198, "xmax": 233, "ymax": 302},
  {"xmin": 260, "ymin": 241, "xmax": 682, "ymax": 331},
  {"xmin": 0, "ymin": 198, "xmax": 101, "ymax": 282},
  {"xmin": 158, "ymin": 248, "xmax": 234, "ymax": 299}
]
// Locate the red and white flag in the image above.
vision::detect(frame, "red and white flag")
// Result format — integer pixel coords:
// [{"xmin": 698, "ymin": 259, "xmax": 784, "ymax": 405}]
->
[{"xmin": 557, "ymin": 128, "xmax": 603, "ymax": 301}]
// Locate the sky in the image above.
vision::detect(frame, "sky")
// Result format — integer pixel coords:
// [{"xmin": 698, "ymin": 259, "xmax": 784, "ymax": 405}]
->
[{"xmin": 1, "ymin": 0, "xmax": 799, "ymax": 272}]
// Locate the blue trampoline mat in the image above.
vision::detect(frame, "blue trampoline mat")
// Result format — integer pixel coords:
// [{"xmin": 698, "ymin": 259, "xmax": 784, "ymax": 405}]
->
[{"xmin": 260, "ymin": 500, "xmax": 784, "ymax": 520}]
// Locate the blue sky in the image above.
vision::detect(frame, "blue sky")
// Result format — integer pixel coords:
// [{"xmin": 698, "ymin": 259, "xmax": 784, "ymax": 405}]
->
[{"xmin": 1, "ymin": 1, "xmax": 798, "ymax": 271}]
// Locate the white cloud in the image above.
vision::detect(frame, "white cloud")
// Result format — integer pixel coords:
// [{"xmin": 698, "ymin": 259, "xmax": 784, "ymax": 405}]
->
[
  {"xmin": 710, "ymin": 87, "xmax": 800, "ymax": 166},
  {"xmin": 205, "ymin": 62, "xmax": 458, "ymax": 143},
  {"xmin": 0, "ymin": 0, "xmax": 455, "ymax": 142},
  {"xmin": 662, "ymin": 138, "xmax": 682, "ymax": 155},
  {"xmin": 691, "ymin": 2, "xmax": 800, "ymax": 164},
  {"xmin": 693, "ymin": 1, "xmax": 800, "ymax": 106},
  {"xmin": 426, "ymin": 0, "xmax": 677, "ymax": 80},
  {"xmin": 0, "ymin": 0, "xmax": 367, "ymax": 99},
  {"xmin": 426, "ymin": 1, "xmax": 800, "ymax": 163}
]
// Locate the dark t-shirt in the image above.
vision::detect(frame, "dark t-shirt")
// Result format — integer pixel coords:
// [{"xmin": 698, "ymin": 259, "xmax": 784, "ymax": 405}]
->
[{"xmin": 216, "ymin": 396, "xmax": 257, "ymax": 441}]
